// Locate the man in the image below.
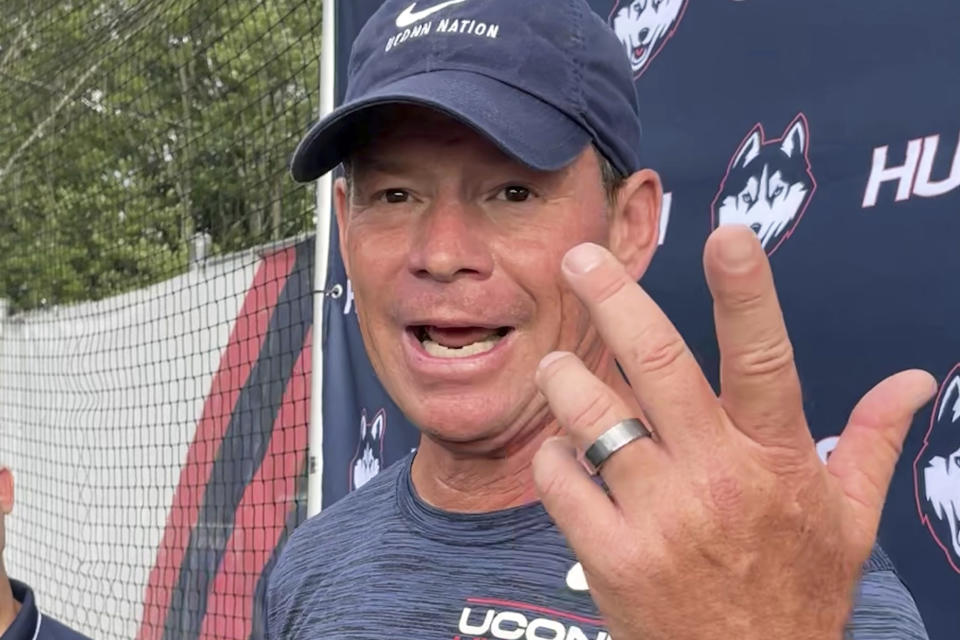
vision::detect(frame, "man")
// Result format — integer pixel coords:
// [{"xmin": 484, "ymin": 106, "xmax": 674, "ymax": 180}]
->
[
  {"xmin": 0, "ymin": 467, "xmax": 90, "ymax": 640},
  {"xmin": 266, "ymin": 0, "xmax": 935, "ymax": 637}
]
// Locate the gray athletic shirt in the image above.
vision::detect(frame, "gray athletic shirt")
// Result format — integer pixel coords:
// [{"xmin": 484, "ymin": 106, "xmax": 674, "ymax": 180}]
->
[{"xmin": 266, "ymin": 453, "xmax": 928, "ymax": 639}]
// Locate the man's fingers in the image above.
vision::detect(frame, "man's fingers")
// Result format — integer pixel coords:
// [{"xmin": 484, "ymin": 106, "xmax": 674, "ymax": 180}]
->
[
  {"xmin": 828, "ymin": 369, "xmax": 937, "ymax": 542},
  {"xmin": 536, "ymin": 351, "xmax": 662, "ymax": 491},
  {"xmin": 533, "ymin": 436, "xmax": 623, "ymax": 554},
  {"xmin": 561, "ymin": 243, "xmax": 721, "ymax": 449},
  {"xmin": 704, "ymin": 226, "xmax": 807, "ymax": 447}
]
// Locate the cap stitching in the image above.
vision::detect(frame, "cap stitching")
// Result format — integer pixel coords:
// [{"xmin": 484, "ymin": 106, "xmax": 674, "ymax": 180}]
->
[{"xmin": 570, "ymin": 0, "xmax": 586, "ymax": 116}]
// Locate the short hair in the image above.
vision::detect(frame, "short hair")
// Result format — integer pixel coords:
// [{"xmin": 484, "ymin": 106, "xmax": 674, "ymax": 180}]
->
[
  {"xmin": 595, "ymin": 147, "xmax": 626, "ymax": 207},
  {"xmin": 343, "ymin": 144, "xmax": 625, "ymax": 207}
]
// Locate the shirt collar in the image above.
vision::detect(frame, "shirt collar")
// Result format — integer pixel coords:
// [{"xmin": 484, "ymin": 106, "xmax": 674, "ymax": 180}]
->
[{"xmin": 4, "ymin": 580, "xmax": 40, "ymax": 640}]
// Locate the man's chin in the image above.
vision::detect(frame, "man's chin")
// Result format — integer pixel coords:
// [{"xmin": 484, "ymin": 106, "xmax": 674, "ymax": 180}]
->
[
  {"xmin": 416, "ymin": 412, "xmax": 509, "ymax": 443},
  {"xmin": 402, "ymin": 396, "xmax": 524, "ymax": 446}
]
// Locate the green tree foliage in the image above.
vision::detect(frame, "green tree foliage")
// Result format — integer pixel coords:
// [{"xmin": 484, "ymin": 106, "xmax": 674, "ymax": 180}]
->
[{"xmin": 0, "ymin": 0, "xmax": 322, "ymax": 311}]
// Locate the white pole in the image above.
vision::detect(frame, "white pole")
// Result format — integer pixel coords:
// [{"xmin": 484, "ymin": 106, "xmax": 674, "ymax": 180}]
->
[{"xmin": 307, "ymin": 0, "xmax": 337, "ymax": 518}]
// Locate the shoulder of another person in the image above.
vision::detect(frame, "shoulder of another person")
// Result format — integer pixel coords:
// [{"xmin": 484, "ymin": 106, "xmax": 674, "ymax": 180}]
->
[
  {"xmin": 5, "ymin": 580, "xmax": 91, "ymax": 640},
  {"xmin": 35, "ymin": 614, "xmax": 92, "ymax": 640}
]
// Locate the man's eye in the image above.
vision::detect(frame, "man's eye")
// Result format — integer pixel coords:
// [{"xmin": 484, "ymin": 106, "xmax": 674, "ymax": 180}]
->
[
  {"xmin": 499, "ymin": 185, "xmax": 532, "ymax": 202},
  {"xmin": 953, "ymin": 454, "xmax": 960, "ymax": 470},
  {"xmin": 381, "ymin": 189, "xmax": 410, "ymax": 204}
]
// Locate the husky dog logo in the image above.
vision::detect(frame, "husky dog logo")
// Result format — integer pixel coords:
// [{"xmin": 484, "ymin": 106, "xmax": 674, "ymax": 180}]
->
[
  {"xmin": 349, "ymin": 409, "xmax": 387, "ymax": 491},
  {"xmin": 711, "ymin": 114, "xmax": 816, "ymax": 255},
  {"xmin": 609, "ymin": 0, "xmax": 687, "ymax": 77},
  {"xmin": 915, "ymin": 365, "xmax": 960, "ymax": 574}
]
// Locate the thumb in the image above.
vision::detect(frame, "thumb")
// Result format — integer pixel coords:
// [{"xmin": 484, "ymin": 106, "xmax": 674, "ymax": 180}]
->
[{"xmin": 827, "ymin": 369, "xmax": 937, "ymax": 547}]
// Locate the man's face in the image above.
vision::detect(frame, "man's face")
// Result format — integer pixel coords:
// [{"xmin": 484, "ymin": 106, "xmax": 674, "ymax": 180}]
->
[{"xmin": 335, "ymin": 108, "xmax": 614, "ymax": 449}]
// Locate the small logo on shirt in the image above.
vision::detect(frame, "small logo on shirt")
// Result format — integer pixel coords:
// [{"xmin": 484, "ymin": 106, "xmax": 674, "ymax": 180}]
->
[
  {"xmin": 566, "ymin": 562, "xmax": 589, "ymax": 592},
  {"xmin": 457, "ymin": 597, "xmax": 609, "ymax": 640}
]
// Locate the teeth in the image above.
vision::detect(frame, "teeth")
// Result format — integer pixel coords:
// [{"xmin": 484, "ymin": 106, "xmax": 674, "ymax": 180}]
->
[{"xmin": 422, "ymin": 334, "xmax": 501, "ymax": 358}]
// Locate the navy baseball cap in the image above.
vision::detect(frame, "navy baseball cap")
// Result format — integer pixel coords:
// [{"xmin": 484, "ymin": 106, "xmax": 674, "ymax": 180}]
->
[{"xmin": 290, "ymin": 0, "xmax": 643, "ymax": 182}]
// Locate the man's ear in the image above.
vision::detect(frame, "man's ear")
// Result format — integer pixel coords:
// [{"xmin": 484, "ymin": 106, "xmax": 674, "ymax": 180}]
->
[
  {"xmin": 0, "ymin": 468, "xmax": 14, "ymax": 516},
  {"xmin": 334, "ymin": 176, "xmax": 351, "ymax": 277},
  {"xmin": 608, "ymin": 168, "xmax": 662, "ymax": 281}
]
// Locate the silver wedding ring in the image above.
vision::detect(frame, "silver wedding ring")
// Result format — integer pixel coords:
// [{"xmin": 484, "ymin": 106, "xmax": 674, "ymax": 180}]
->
[{"xmin": 584, "ymin": 418, "xmax": 652, "ymax": 472}]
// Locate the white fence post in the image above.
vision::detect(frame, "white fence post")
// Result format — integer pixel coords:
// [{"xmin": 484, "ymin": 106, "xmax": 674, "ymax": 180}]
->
[{"xmin": 307, "ymin": 0, "xmax": 338, "ymax": 518}]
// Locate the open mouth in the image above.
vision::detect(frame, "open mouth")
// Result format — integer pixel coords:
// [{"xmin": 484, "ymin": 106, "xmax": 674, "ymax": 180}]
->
[
  {"xmin": 410, "ymin": 325, "xmax": 513, "ymax": 359},
  {"xmin": 632, "ymin": 45, "xmax": 646, "ymax": 61}
]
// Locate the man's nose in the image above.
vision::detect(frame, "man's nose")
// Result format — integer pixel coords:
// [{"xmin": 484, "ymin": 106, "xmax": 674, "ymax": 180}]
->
[{"xmin": 407, "ymin": 198, "xmax": 494, "ymax": 282}]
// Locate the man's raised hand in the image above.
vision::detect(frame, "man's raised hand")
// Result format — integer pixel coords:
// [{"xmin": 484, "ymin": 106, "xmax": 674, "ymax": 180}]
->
[{"xmin": 532, "ymin": 225, "xmax": 935, "ymax": 640}]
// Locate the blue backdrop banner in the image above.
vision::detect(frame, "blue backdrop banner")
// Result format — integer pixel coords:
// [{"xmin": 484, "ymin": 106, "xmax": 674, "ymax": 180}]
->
[{"xmin": 320, "ymin": 2, "xmax": 960, "ymax": 637}]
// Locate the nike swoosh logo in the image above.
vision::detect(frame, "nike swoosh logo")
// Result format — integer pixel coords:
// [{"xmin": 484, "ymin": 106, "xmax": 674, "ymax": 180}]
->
[
  {"xmin": 566, "ymin": 562, "xmax": 589, "ymax": 592},
  {"xmin": 395, "ymin": 0, "xmax": 468, "ymax": 28}
]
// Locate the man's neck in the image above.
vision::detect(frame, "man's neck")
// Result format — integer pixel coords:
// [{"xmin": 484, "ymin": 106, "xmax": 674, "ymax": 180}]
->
[
  {"xmin": 410, "ymin": 356, "xmax": 640, "ymax": 513},
  {"xmin": 410, "ymin": 415, "xmax": 563, "ymax": 512}
]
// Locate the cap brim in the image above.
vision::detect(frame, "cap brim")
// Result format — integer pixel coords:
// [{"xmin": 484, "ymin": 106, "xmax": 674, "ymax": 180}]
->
[{"xmin": 290, "ymin": 70, "xmax": 590, "ymax": 182}]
